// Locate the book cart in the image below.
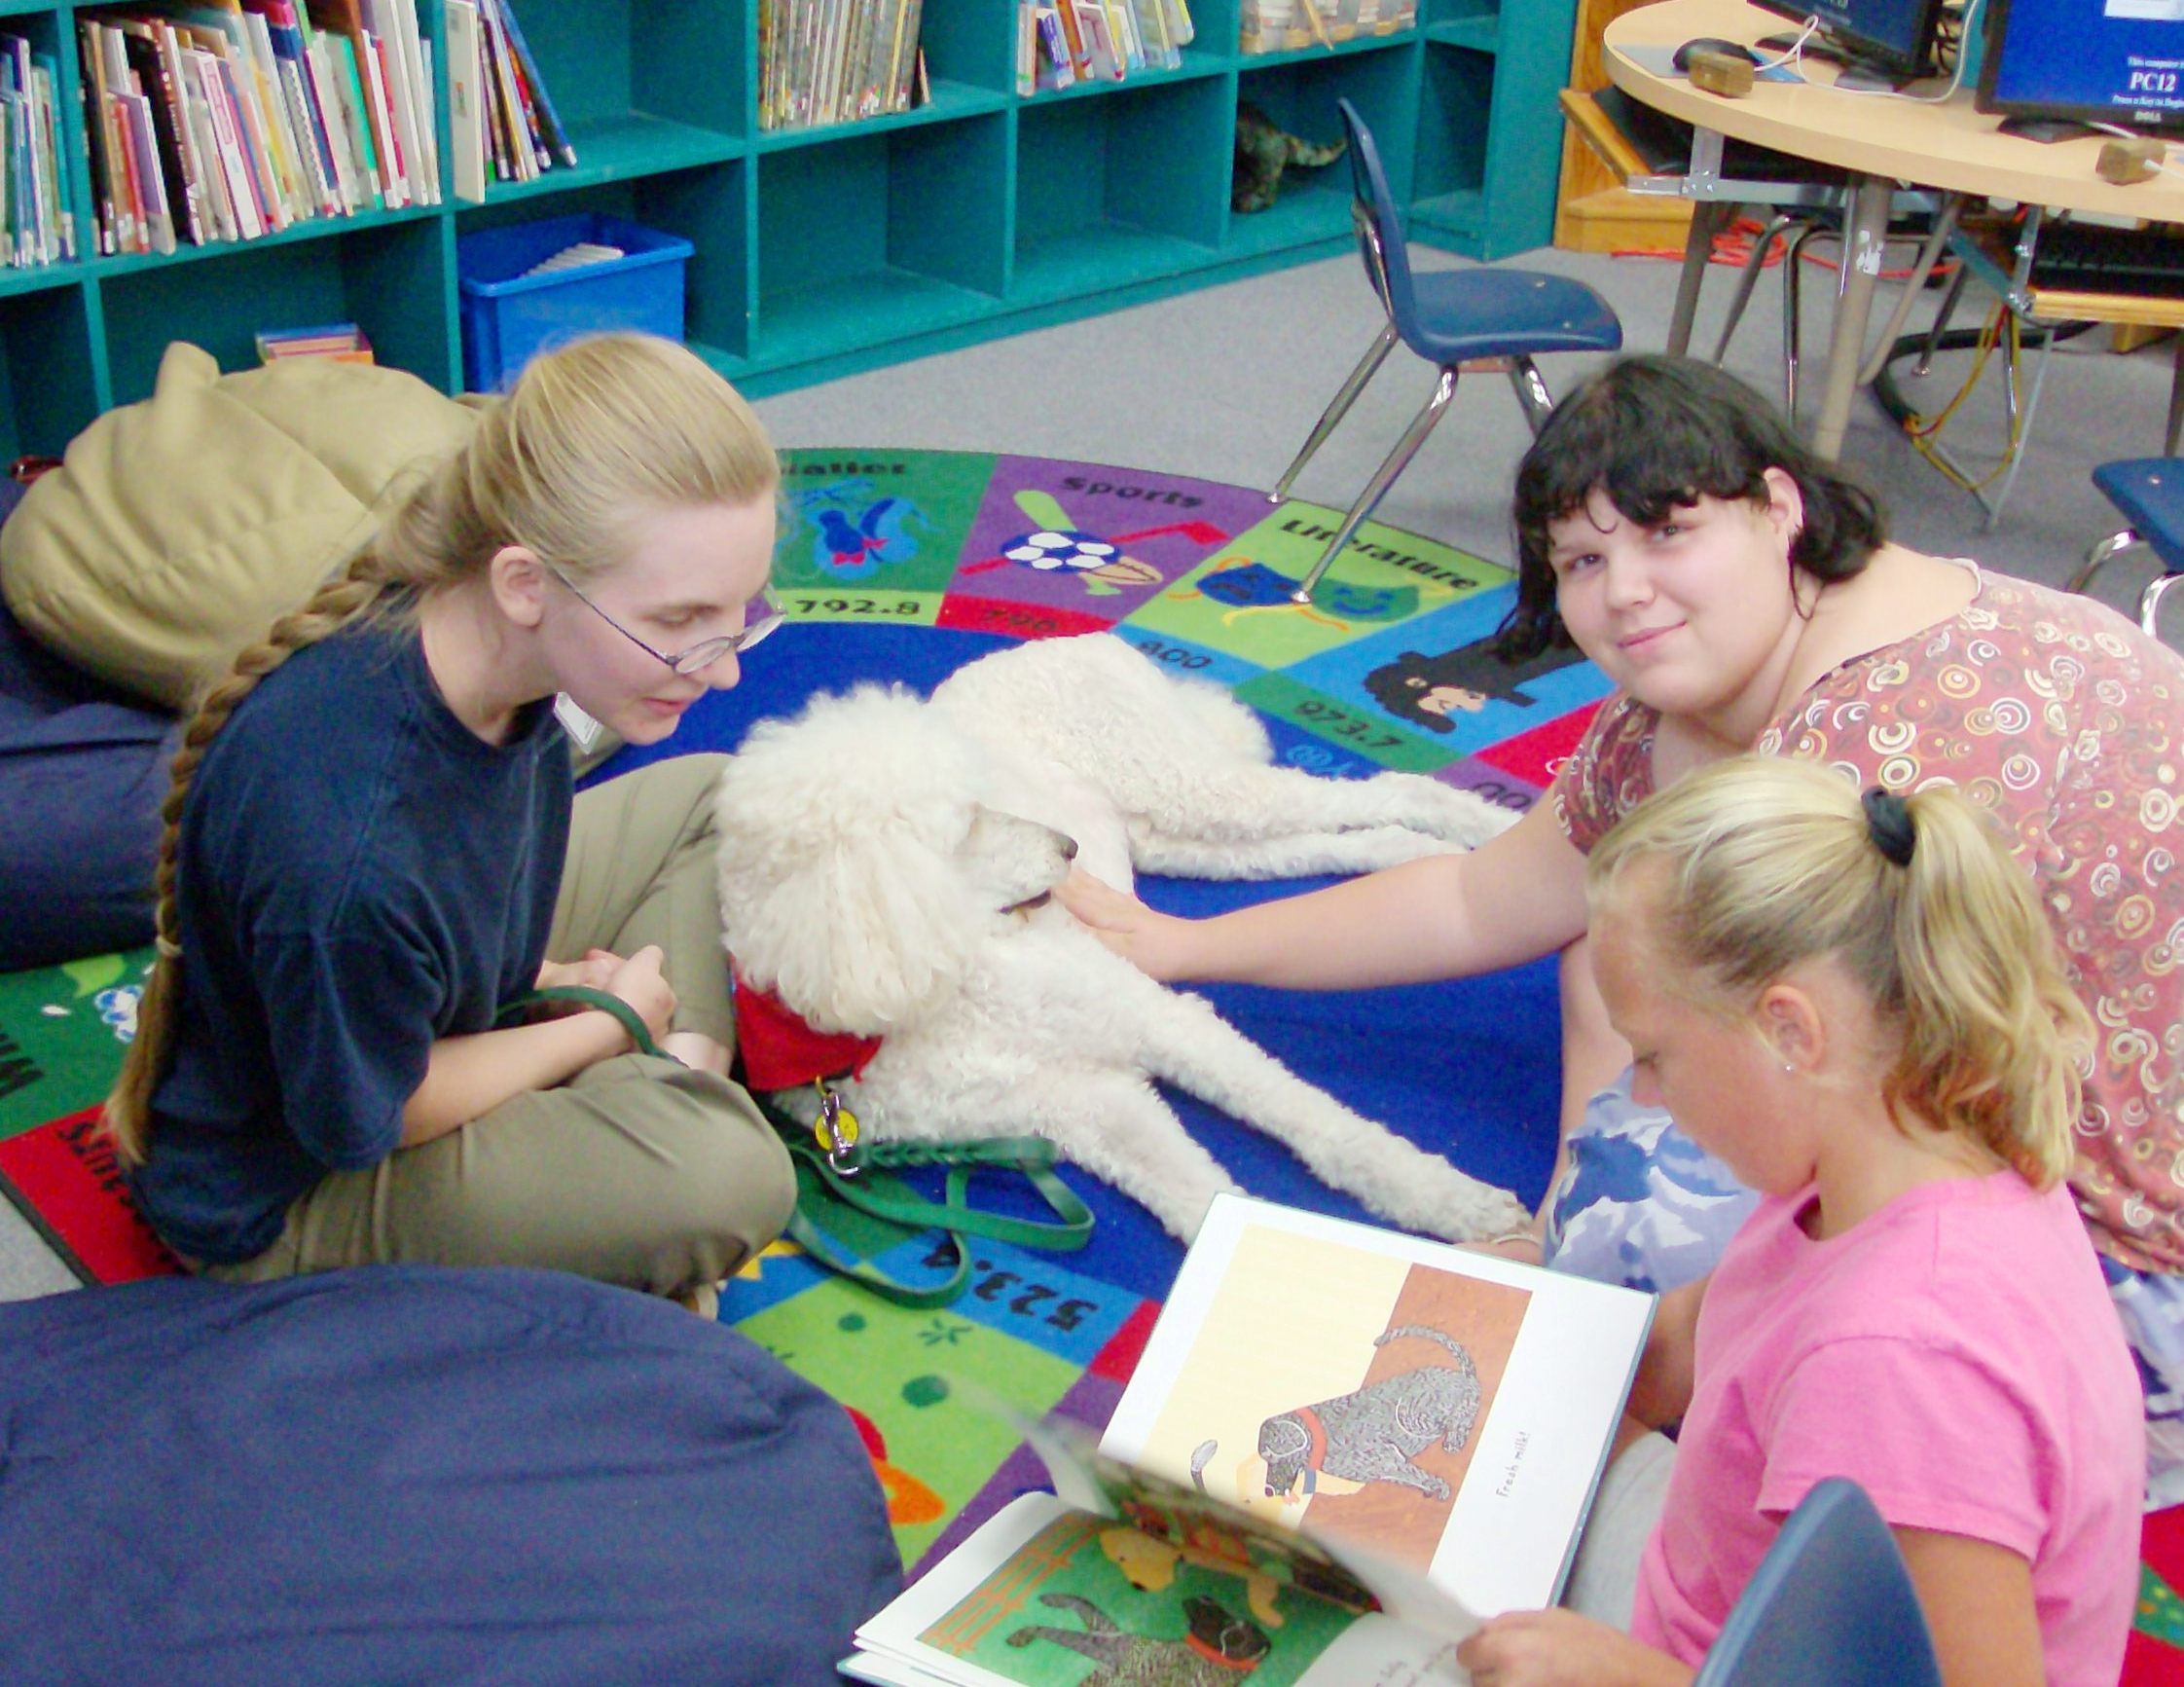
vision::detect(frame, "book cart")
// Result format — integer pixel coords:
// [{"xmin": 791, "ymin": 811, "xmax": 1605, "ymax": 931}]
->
[{"xmin": 0, "ymin": 0, "xmax": 1576, "ymax": 460}]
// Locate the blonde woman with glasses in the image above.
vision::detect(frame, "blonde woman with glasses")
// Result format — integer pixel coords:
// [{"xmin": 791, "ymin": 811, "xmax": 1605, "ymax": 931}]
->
[{"xmin": 102, "ymin": 333, "xmax": 796, "ymax": 1304}]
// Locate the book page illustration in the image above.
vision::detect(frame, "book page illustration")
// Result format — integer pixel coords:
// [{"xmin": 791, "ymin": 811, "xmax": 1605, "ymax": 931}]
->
[
  {"xmin": 1129, "ymin": 1223, "xmax": 1531, "ymax": 1574},
  {"xmin": 918, "ymin": 1506, "xmax": 1363, "ymax": 1687}
]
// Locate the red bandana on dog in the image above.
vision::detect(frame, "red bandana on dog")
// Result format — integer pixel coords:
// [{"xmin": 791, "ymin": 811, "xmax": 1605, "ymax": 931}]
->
[{"xmin": 732, "ymin": 971, "xmax": 883, "ymax": 1092}]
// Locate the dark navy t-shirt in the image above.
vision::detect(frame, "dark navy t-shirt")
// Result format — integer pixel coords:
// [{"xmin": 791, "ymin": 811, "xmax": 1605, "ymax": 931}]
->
[{"xmin": 132, "ymin": 619, "xmax": 571, "ymax": 1264}]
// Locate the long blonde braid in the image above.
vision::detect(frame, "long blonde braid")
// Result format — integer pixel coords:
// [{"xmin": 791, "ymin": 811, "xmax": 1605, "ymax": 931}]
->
[{"xmin": 102, "ymin": 332, "xmax": 779, "ymax": 1167}]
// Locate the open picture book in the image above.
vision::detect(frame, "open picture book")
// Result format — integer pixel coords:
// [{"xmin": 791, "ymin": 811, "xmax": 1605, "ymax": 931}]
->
[{"xmin": 843, "ymin": 1192, "xmax": 1657, "ymax": 1687}]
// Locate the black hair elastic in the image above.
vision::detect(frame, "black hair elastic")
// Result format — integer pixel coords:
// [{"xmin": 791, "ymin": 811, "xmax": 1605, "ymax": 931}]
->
[{"xmin": 1861, "ymin": 786, "xmax": 1915, "ymax": 867}]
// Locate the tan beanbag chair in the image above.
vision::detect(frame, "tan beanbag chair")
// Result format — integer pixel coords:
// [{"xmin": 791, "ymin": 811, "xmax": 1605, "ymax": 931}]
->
[{"xmin": 0, "ymin": 342, "xmax": 479, "ymax": 711}]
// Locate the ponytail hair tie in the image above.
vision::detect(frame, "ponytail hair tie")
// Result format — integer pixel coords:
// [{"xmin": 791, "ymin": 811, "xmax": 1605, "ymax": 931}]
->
[{"xmin": 1861, "ymin": 786, "xmax": 1915, "ymax": 867}]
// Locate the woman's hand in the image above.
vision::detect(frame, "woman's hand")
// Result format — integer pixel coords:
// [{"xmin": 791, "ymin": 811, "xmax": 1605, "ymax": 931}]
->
[
  {"xmin": 1456, "ymin": 1610, "xmax": 1693, "ymax": 1687},
  {"xmin": 1055, "ymin": 867, "xmax": 1200, "ymax": 981},
  {"xmin": 535, "ymin": 948, "xmax": 623, "ymax": 993},
  {"xmin": 605, "ymin": 944, "xmax": 677, "ymax": 1050}
]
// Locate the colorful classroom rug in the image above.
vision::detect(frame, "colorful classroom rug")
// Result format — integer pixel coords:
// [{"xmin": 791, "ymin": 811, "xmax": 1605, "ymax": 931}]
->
[{"xmin": 2, "ymin": 449, "xmax": 2179, "ymax": 1673}]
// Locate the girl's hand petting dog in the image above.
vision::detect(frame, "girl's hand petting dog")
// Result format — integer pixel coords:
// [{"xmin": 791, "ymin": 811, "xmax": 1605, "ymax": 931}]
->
[{"xmin": 1055, "ymin": 868, "xmax": 1198, "ymax": 982}]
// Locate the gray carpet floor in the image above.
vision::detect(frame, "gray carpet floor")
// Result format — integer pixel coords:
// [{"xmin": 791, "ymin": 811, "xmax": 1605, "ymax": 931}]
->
[{"xmin": 3, "ymin": 233, "xmax": 2175, "ymax": 1300}]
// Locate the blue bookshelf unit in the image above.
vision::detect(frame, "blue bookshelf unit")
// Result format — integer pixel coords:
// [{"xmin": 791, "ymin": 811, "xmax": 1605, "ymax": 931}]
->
[{"xmin": 0, "ymin": 0, "xmax": 1577, "ymax": 455}]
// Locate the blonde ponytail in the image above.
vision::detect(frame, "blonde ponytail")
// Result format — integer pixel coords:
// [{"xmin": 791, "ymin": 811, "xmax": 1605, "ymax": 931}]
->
[
  {"xmin": 1585, "ymin": 757, "xmax": 2090, "ymax": 1187},
  {"xmin": 102, "ymin": 332, "xmax": 778, "ymax": 1168}
]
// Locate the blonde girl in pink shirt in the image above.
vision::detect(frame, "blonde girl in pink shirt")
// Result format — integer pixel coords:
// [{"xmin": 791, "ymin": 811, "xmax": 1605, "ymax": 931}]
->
[{"xmin": 1456, "ymin": 756, "xmax": 2142, "ymax": 1687}]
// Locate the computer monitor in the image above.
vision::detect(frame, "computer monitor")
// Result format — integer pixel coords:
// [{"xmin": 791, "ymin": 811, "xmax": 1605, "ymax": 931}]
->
[
  {"xmin": 1979, "ymin": 0, "xmax": 2184, "ymax": 135},
  {"xmin": 1755, "ymin": 0, "xmax": 1949, "ymax": 79}
]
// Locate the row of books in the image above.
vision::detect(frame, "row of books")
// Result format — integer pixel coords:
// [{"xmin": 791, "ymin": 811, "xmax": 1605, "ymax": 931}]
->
[
  {"xmin": 79, "ymin": 0, "xmax": 441, "ymax": 260},
  {"xmin": 1238, "ymin": 0, "xmax": 1418, "ymax": 54},
  {"xmin": 758, "ymin": 0, "xmax": 928, "ymax": 132},
  {"xmin": 1018, "ymin": 0, "xmax": 1197, "ymax": 90},
  {"xmin": 0, "ymin": 37, "xmax": 72, "ymax": 268},
  {"xmin": 443, "ymin": 0, "xmax": 574, "ymax": 203}
]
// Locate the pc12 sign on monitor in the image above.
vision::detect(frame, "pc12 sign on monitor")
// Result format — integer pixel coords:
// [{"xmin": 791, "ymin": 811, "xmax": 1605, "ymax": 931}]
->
[{"xmin": 1980, "ymin": 0, "xmax": 2184, "ymax": 134}]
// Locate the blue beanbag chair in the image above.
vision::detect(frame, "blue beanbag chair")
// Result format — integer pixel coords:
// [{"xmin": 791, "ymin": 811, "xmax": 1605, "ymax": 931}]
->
[
  {"xmin": 0, "ymin": 1266, "xmax": 902, "ymax": 1685},
  {"xmin": 0, "ymin": 477, "xmax": 179, "ymax": 971}
]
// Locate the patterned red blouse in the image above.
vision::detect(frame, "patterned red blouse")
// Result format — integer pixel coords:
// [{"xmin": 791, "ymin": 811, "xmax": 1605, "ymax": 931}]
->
[{"xmin": 1553, "ymin": 568, "xmax": 2184, "ymax": 1274}]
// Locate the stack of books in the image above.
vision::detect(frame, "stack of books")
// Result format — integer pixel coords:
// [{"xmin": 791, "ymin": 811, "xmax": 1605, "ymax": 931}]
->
[
  {"xmin": 0, "ymin": 35, "xmax": 73, "ymax": 269},
  {"xmin": 1018, "ymin": 0, "xmax": 1194, "ymax": 90},
  {"xmin": 1239, "ymin": 0, "xmax": 1416, "ymax": 54},
  {"xmin": 442, "ymin": 0, "xmax": 573, "ymax": 205},
  {"xmin": 256, "ymin": 319, "xmax": 372, "ymax": 361},
  {"xmin": 757, "ymin": 0, "xmax": 928, "ymax": 131},
  {"xmin": 77, "ymin": 0, "xmax": 441, "ymax": 259}
]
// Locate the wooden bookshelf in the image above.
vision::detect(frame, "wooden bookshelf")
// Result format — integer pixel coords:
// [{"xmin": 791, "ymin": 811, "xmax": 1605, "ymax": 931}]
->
[{"xmin": 0, "ymin": 0, "xmax": 1579, "ymax": 458}]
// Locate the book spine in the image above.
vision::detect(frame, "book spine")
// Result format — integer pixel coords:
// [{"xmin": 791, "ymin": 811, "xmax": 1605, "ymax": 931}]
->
[
  {"xmin": 327, "ymin": 33, "xmax": 386, "ymax": 206},
  {"xmin": 356, "ymin": 29, "xmax": 405, "ymax": 204},
  {"xmin": 31, "ymin": 59, "xmax": 68, "ymax": 260},
  {"xmin": 295, "ymin": 36, "xmax": 351, "ymax": 208},
  {"xmin": 442, "ymin": 0, "xmax": 484, "ymax": 202},
  {"xmin": 258, "ymin": 2, "xmax": 346, "ymax": 214},
  {"xmin": 365, "ymin": 0, "xmax": 428, "ymax": 206},
  {"xmin": 138, "ymin": 27, "xmax": 209, "ymax": 246},
  {"xmin": 77, "ymin": 22, "xmax": 120, "ymax": 255},
  {"xmin": 192, "ymin": 51, "xmax": 264, "ymax": 238},
  {"xmin": 182, "ymin": 72, "xmax": 237, "ymax": 239},
  {"xmin": 241, "ymin": 14, "xmax": 311, "ymax": 221},
  {"xmin": 100, "ymin": 27, "xmax": 152, "ymax": 252},
  {"xmin": 490, "ymin": 0, "xmax": 573, "ymax": 166},
  {"xmin": 216, "ymin": 50, "xmax": 287, "ymax": 231},
  {"xmin": 894, "ymin": 0, "xmax": 924, "ymax": 108},
  {"xmin": 121, "ymin": 91, "xmax": 176, "ymax": 254},
  {"xmin": 478, "ymin": 0, "xmax": 531, "ymax": 180}
]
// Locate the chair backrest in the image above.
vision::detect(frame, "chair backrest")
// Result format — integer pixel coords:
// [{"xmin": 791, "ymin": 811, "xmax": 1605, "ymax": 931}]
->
[
  {"xmin": 1336, "ymin": 99, "xmax": 1417, "ymax": 335},
  {"xmin": 1692, "ymin": 1479, "xmax": 1942, "ymax": 1687}
]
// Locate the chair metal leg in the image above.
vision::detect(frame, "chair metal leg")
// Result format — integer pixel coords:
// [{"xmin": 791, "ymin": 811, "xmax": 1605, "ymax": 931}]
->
[
  {"xmin": 1668, "ymin": 200, "xmax": 1733, "ymax": 357},
  {"xmin": 2144, "ymin": 569, "xmax": 2184, "ymax": 639},
  {"xmin": 1915, "ymin": 267, "xmax": 1972, "ymax": 379},
  {"xmin": 1269, "ymin": 325, "xmax": 1399, "ymax": 503},
  {"xmin": 1505, "ymin": 357, "xmax": 1555, "ymax": 435},
  {"xmin": 2069, "ymin": 528, "xmax": 2142, "ymax": 596},
  {"xmin": 1712, "ymin": 213, "xmax": 1798, "ymax": 364},
  {"xmin": 1783, "ymin": 223, "xmax": 1828, "ymax": 416},
  {"xmin": 1979, "ymin": 316, "xmax": 2057, "ymax": 528},
  {"xmin": 1292, "ymin": 366, "xmax": 1459, "ymax": 604}
]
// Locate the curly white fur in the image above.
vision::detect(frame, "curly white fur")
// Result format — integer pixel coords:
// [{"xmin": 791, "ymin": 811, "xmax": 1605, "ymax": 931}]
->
[{"xmin": 713, "ymin": 633, "xmax": 1530, "ymax": 1242}]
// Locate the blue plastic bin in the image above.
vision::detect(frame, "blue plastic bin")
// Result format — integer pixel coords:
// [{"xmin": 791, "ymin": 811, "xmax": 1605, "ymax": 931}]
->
[{"xmin": 456, "ymin": 212, "xmax": 695, "ymax": 392}]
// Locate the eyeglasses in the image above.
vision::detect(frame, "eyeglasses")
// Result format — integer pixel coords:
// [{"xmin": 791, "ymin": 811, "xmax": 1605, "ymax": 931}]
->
[{"xmin": 548, "ymin": 567, "xmax": 783, "ymax": 676}]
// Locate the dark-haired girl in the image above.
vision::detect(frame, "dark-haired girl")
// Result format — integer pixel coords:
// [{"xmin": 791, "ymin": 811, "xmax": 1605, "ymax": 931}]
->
[{"xmin": 1060, "ymin": 353, "xmax": 2184, "ymax": 1496}]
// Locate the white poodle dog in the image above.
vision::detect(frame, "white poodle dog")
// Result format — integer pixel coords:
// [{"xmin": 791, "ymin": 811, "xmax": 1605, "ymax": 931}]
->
[{"xmin": 712, "ymin": 633, "xmax": 1531, "ymax": 1242}]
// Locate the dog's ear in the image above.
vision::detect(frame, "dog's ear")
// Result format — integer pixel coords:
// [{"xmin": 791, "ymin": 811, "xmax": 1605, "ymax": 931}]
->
[
  {"xmin": 714, "ymin": 686, "xmax": 992, "ymax": 1034},
  {"xmin": 757, "ymin": 826, "xmax": 988, "ymax": 1032}
]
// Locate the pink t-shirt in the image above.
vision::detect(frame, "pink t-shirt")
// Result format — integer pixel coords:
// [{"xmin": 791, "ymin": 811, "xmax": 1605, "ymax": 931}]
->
[{"xmin": 1631, "ymin": 1174, "xmax": 2143, "ymax": 1687}]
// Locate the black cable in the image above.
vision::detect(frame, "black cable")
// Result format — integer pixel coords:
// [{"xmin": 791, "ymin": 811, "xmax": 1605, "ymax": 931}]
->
[{"xmin": 1871, "ymin": 318, "xmax": 2098, "ymax": 427}]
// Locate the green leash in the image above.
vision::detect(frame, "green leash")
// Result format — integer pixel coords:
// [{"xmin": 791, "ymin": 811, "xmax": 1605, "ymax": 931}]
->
[
  {"xmin": 756, "ymin": 1090, "xmax": 1094, "ymax": 1309},
  {"xmin": 499, "ymin": 986, "xmax": 1094, "ymax": 1307}
]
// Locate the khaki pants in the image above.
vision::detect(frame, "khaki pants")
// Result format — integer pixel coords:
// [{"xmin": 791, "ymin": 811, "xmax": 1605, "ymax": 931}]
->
[{"xmin": 207, "ymin": 754, "xmax": 794, "ymax": 1298}]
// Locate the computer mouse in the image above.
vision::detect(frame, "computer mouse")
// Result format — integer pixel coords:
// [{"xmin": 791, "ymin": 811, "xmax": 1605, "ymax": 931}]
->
[{"xmin": 1672, "ymin": 37, "xmax": 1763, "ymax": 72}]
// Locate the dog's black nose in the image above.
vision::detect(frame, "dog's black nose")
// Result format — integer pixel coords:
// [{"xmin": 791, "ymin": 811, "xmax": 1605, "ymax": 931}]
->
[{"xmin": 1060, "ymin": 835, "xmax": 1078, "ymax": 861}]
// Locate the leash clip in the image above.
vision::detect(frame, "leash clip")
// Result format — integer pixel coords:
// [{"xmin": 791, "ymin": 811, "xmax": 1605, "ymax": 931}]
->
[{"xmin": 814, "ymin": 1079, "xmax": 863, "ymax": 1176}]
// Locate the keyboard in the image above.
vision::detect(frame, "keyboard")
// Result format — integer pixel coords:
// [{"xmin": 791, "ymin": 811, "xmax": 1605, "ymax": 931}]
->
[{"xmin": 2025, "ymin": 221, "xmax": 2184, "ymax": 299}]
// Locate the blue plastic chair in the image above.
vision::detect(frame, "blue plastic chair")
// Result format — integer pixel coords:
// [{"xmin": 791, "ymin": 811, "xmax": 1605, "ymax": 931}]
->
[
  {"xmin": 1693, "ymin": 1478, "xmax": 1941, "ymax": 1687},
  {"xmin": 2069, "ymin": 456, "xmax": 2184, "ymax": 641},
  {"xmin": 1271, "ymin": 98, "xmax": 1622, "ymax": 604}
]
